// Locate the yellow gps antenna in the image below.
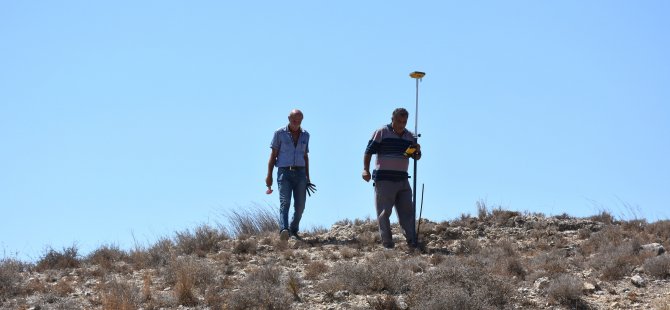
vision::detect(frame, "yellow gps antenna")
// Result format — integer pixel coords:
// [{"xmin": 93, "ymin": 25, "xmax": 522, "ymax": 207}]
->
[{"xmin": 409, "ymin": 71, "xmax": 425, "ymax": 249}]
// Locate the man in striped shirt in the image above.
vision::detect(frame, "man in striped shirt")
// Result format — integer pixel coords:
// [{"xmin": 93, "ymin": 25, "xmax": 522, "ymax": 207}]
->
[{"xmin": 363, "ymin": 108, "xmax": 422, "ymax": 249}]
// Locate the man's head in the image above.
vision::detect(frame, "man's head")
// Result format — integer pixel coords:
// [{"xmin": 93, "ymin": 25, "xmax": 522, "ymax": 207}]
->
[
  {"xmin": 288, "ymin": 109, "xmax": 304, "ymax": 130},
  {"xmin": 391, "ymin": 108, "xmax": 409, "ymax": 133}
]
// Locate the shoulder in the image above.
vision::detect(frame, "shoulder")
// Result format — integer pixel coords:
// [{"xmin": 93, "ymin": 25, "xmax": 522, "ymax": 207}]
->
[{"xmin": 274, "ymin": 126, "xmax": 288, "ymax": 134}]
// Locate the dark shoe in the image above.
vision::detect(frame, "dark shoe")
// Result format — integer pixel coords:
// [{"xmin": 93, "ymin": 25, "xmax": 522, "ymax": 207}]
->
[
  {"xmin": 280, "ymin": 229, "xmax": 289, "ymax": 241},
  {"xmin": 382, "ymin": 242, "xmax": 395, "ymax": 249},
  {"xmin": 290, "ymin": 232, "xmax": 303, "ymax": 241}
]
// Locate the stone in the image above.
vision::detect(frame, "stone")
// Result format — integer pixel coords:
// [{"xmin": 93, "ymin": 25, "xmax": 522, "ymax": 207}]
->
[
  {"xmin": 631, "ymin": 275, "xmax": 646, "ymax": 287},
  {"xmin": 640, "ymin": 243, "xmax": 665, "ymax": 255},
  {"xmin": 583, "ymin": 282, "xmax": 596, "ymax": 293},
  {"xmin": 534, "ymin": 277, "xmax": 550, "ymax": 291}
]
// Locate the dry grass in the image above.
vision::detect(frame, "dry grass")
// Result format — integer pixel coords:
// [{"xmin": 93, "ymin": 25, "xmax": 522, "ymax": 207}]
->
[
  {"xmin": 367, "ymin": 294, "xmax": 401, "ymax": 310},
  {"xmin": 0, "ymin": 258, "xmax": 25, "ymax": 298},
  {"xmin": 546, "ymin": 274, "xmax": 586, "ymax": 308},
  {"xmin": 304, "ymin": 260, "xmax": 329, "ymax": 280},
  {"xmin": 407, "ymin": 258, "xmax": 513, "ymax": 309},
  {"xmin": 100, "ymin": 278, "xmax": 138, "ymax": 310},
  {"xmin": 222, "ymin": 204, "xmax": 279, "ymax": 237},
  {"xmin": 175, "ymin": 224, "xmax": 228, "ymax": 256},
  {"xmin": 35, "ymin": 245, "xmax": 80, "ymax": 271},
  {"xmin": 643, "ymin": 254, "xmax": 670, "ymax": 279}
]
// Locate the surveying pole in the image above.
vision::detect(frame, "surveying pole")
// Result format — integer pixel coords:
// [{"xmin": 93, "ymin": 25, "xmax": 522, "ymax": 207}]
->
[{"xmin": 409, "ymin": 71, "xmax": 425, "ymax": 246}]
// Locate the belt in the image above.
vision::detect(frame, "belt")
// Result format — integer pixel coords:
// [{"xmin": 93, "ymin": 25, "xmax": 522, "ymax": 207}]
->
[{"xmin": 281, "ymin": 166, "xmax": 304, "ymax": 171}]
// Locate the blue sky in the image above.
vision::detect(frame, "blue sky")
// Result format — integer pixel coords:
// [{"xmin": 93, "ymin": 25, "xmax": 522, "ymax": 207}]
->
[{"xmin": 2, "ymin": 1, "xmax": 669, "ymax": 261}]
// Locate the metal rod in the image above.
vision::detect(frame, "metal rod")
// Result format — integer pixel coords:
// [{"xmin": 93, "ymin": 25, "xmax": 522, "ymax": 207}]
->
[{"xmin": 416, "ymin": 183, "xmax": 425, "ymax": 244}]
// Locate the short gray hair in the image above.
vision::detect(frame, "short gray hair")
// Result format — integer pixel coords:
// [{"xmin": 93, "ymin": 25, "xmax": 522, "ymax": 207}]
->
[{"xmin": 392, "ymin": 108, "xmax": 409, "ymax": 118}]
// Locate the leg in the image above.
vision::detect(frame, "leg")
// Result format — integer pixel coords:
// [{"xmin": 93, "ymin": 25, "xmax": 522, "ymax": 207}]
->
[
  {"xmin": 289, "ymin": 169, "xmax": 307, "ymax": 234},
  {"xmin": 395, "ymin": 180, "xmax": 416, "ymax": 246},
  {"xmin": 375, "ymin": 180, "xmax": 397, "ymax": 247},
  {"xmin": 277, "ymin": 169, "xmax": 292, "ymax": 232}
]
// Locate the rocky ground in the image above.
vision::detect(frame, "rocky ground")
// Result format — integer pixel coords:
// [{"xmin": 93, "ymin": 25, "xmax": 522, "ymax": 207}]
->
[{"xmin": 1, "ymin": 208, "xmax": 670, "ymax": 309}]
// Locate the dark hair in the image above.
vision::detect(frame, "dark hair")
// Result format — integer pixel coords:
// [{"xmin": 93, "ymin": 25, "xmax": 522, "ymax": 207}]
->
[{"xmin": 392, "ymin": 108, "xmax": 409, "ymax": 118}]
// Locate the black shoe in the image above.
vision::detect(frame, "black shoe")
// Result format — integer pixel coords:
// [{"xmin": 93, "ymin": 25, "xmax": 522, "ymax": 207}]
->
[
  {"xmin": 382, "ymin": 242, "xmax": 395, "ymax": 249},
  {"xmin": 290, "ymin": 232, "xmax": 303, "ymax": 241}
]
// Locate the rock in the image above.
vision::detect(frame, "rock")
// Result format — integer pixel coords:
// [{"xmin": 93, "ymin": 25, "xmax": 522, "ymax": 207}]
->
[
  {"xmin": 583, "ymin": 282, "xmax": 596, "ymax": 293},
  {"xmin": 631, "ymin": 275, "xmax": 646, "ymax": 287},
  {"xmin": 534, "ymin": 277, "xmax": 550, "ymax": 291},
  {"xmin": 640, "ymin": 243, "xmax": 665, "ymax": 255},
  {"xmin": 610, "ymin": 302, "xmax": 620, "ymax": 308}
]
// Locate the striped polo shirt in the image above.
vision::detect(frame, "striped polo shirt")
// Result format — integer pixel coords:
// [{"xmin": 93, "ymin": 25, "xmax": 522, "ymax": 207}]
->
[{"xmin": 365, "ymin": 124, "xmax": 416, "ymax": 181}]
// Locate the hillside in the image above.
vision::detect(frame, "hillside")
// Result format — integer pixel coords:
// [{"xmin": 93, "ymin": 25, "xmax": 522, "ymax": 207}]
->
[{"xmin": 1, "ymin": 207, "xmax": 669, "ymax": 309}]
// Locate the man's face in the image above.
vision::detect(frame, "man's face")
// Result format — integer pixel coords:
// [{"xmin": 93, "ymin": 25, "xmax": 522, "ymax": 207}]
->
[
  {"xmin": 391, "ymin": 115, "xmax": 408, "ymax": 133},
  {"xmin": 288, "ymin": 112, "xmax": 303, "ymax": 128}
]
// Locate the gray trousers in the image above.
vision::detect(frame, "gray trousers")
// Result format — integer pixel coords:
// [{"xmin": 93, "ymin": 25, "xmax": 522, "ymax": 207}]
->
[{"xmin": 374, "ymin": 179, "xmax": 416, "ymax": 246}]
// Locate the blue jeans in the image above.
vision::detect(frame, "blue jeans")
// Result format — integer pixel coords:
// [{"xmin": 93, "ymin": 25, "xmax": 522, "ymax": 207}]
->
[{"xmin": 278, "ymin": 167, "xmax": 307, "ymax": 233}]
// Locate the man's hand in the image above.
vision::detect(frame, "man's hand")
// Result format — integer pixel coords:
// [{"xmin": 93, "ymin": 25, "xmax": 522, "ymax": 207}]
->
[
  {"xmin": 413, "ymin": 143, "xmax": 422, "ymax": 159},
  {"xmin": 362, "ymin": 169, "xmax": 371, "ymax": 182},
  {"xmin": 265, "ymin": 175, "xmax": 273, "ymax": 188}
]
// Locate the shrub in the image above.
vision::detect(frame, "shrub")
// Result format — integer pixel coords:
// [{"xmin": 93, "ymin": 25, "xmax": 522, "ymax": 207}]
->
[
  {"xmin": 100, "ymin": 278, "xmax": 139, "ymax": 310},
  {"xmin": 226, "ymin": 265, "xmax": 292, "ymax": 310},
  {"xmin": 232, "ymin": 239, "xmax": 257, "ymax": 255},
  {"xmin": 0, "ymin": 258, "xmax": 24, "ymax": 298},
  {"xmin": 320, "ymin": 256, "xmax": 411, "ymax": 295},
  {"xmin": 644, "ymin": 255, "xmax": 670, "ymax": 279},
  {"xmin": 175, "ymin": 224, "xmax": 227, "ymax": 256},
  {"xmin": 304, "ymin": 261, "xmax": 329, "ymax": 280},
  {"xmin": 407, "ymin": 258, "xmax": 513, "ymax": 309},
  {"xmin": 367, "ymin": 294, "xmax": 401, "ymax": 310},
  {"xmin": 546, "ymin": 274, "xmax": 584, "ymax": 308},
  {"xmin": 590, "ymin": 240, "xmax": 641, "ymax": 280},
  {"xmin": 87, "ymin": 244, "xmax": 128, "ymax": 271},
  {"xmin": 35, "ymin": 245, "xmax": 80, "ymax": 271}
]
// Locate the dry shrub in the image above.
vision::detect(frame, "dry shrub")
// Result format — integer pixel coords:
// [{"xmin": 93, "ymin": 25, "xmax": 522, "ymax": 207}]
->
[
  {"xmin": 339, "ymin": 247, "xmax": 358, "ymax": 259},
  {"xmin": 474, "ymin": 240, "xmax": 526, "ymax": 280},
  {"xmin": 407, "ymin": 258, "xmax": 513, "ymax": 309},
  {"xmin": 88, "ymin": 244, "xmax": 128, "ymax": 271},
  {"xmin": 546, "ymin": 274, "xmax": 586, "ymax": 308},
  {"xmin": 0, "ymin": 258, "xmax": 24, "ymax": 298},
  {"xmin": 646, "ymin": 220, "xmax": 670, "ymax": 241},
  {"xmin": 165, "ymin": 256, "xmax": 215, "ymax": 298},
  {"xmin": 232, "ymin": 239, "xmax": 257, "ymax": 255},
  {"xmin": 455, "ymin": 238, "xmax": 481, "ymax": 255},
  {"xmin": 226, "ymin": 265, "xmax": 292, "ymax": 310},
  {"xmin": 100, "ymin": 278, "xmax": 138, "ymax": 310},
  {"xmin": 35, "ymin": 246, "xmax": 80, "ymax": 271},
  {"xmin": 286, "ymin": 271, "xmax": 302, "ymax": 301},
  {"xmin": 141, "ymin": 272, "xmax": 152, "ymax": 302},
  {"xmin": 528, "ymin": 250, "xmax": 569, "ymax": 279},
  {"xmin": 174, "ymin": 270, "xmax": 197, "ymax": 306},
  {"xmin": 491, "ymin": 207, "xmax": 520, "ymax": 227},
  {"xmin": 589, "ymin": 210, "xmax": 615, "ymax": 225},
  {"xmin": 129, "ymin": 237, "xmax": 174, "ymax": 270},
  {"xmin": 367, "ymin": 294, "xmax": 401, "ymax": 310},
  {"xmin": 304, "ymin": 261, "xmax": 329, "ymax": 280},
  {"xmin": 320, "ymin": 256, "xmax": 411, "ymax": 295},
  {"xmin": 53, "ymin": 279, "xmax": 74, "ymax": 297},
  {"xmin": 579, "ymin": 225, "xmax": 627, "ymax": 256},
  {"xmin": 175, "ymin": 224, "xmax": 227, "ymax": 256},
  {"xmin": 590, "ymin": 240, "xmax": 641, "ymax": 280},
  {"xmin": 643, "ymin": 254, "xmax": 670, "ymax": 279},
  {"xmin": 223, "ymin": 204, "xmax": 279, "ymax": 236}
]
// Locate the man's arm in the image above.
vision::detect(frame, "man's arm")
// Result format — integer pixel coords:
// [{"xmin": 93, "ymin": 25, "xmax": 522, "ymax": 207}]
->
[
  {"xmin": 266, "ymin": 148, "xmax": 279, "ymax": 187},
  {"xmin": 362, "ymin": 153, "xmax": 372, "ymax": 182}
]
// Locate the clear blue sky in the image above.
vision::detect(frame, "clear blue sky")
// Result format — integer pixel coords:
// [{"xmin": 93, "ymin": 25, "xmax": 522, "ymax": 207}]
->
[{"xmin": 2, "ymin": 1, "xmax": 669, "ymax": 261}]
